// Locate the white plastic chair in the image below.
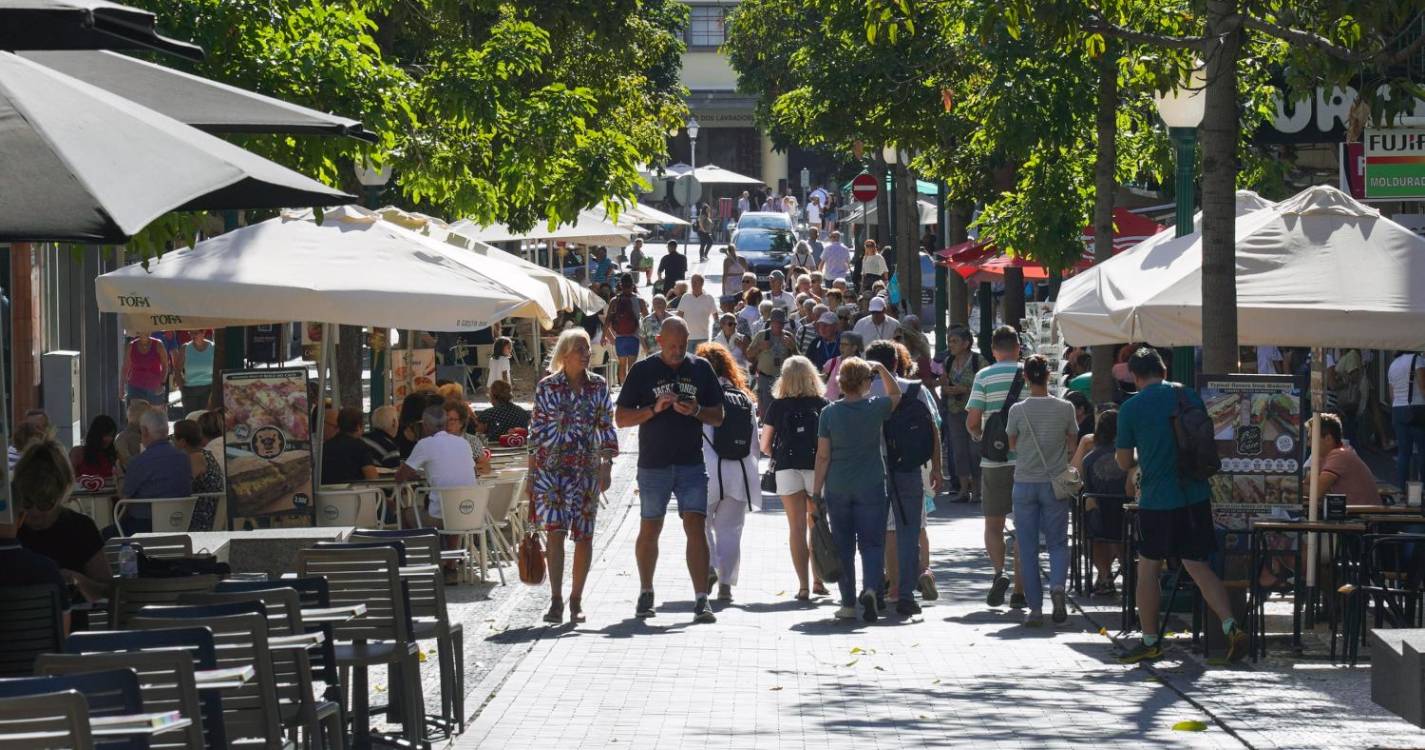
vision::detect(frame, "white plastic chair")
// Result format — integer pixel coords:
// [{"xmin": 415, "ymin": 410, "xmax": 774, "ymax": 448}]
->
[
  {"xmin": 485, "ymin": 474, "xmax": 525, "ymax": 557},
  {"xmin": 113, "ymin": 496, "xmax": 197, "ymax": 536},
  {"xmin": 436, "ymin": 485, "xmax": 509, "ymax": 585},
  {"xmin": 315, "ymin": 488, "xmax": 385, "ymax": 528}
]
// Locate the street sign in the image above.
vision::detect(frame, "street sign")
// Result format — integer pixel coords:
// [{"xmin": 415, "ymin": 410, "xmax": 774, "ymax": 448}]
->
[
  {"xmin": 673, "ymin": 174, "xmax": 703, "ymax": 206},
  {"xmin": 850, "ymin": 172, "xmax": 878, "ymax": 203},
  {"xmin": 1364, "ymin": 128, "xmax": 1425, "ymax": 199}
]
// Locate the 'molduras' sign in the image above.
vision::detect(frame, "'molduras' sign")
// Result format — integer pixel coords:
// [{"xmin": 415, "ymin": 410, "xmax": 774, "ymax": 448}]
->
[{"xmin": 1365, "ymin": 129, "xmax": 1425, "ymax": 199}]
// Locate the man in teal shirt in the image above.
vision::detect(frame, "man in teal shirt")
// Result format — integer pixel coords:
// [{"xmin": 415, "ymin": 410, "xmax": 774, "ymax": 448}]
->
[{"xmin": 1114, "ymin": 347, "xmax": 1245, "ymax": 664}]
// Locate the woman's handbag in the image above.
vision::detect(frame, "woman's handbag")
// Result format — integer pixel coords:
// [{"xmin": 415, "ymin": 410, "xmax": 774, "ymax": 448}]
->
[
  {"xmin": 760, "ymin": 458, "xmax": 778, "ymax": 494},
  {"xmin": 1024, "ymin": 416, "xmax": 1082, "ymax": 501},
  {"xmin": 810, "ymin": 508, "xmax": 841, "ymax": 583},
  {"xmin": 518, "ymin": 505, "xmax": 546, "ymax": 585}
]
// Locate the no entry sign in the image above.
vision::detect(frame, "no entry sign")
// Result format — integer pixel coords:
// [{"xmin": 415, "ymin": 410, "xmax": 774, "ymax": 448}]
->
[{"xmin": 850, "ymin": 173, "xmax": 879, "ymax": 203}]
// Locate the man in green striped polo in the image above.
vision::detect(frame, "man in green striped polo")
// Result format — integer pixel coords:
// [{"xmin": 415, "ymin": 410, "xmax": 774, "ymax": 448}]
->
[{"xmin": 967, "ymin": 325, "xmax": 1026, "ymax": 608}]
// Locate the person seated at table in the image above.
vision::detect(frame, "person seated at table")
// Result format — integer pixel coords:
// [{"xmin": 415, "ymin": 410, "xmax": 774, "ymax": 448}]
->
[
  {"xmin": 1074, "ymin": 409, "xmax": 1128, "ymax": 596},
  {"xmin": 443, "ymin": 400, "xmax": 493, "ymax": 478},
  {"xmin": 323, "ymin": 407, "xmax": 379, "ymax": 485},
  {"xmin": 111, "ymin": 408, "xmax": 192, "ymax": 537},
  {"xmin": 1313, "ymin": 413, "xmax": 1380, "ymax": 509},
  {"xmin": 396, "ymin": 406, "xmax": 478, "ymax": 580},
  {"xmin": 70, "ymin": 415, "xmax": 119, "ymax": 480},
  {"xmin": 173, "ymin": 419, "xmax": 222, "ymax": 531},
  {"xmin": 396, "ymin": 392, "xmax": 444, "ymax": 459},
  {"xmin": 363, "ymin": 405, "xmax": 402, "ymax": 470},
  {"xmin": 477, "ymin": 380, "xmax": 530, "ymax": 441},
  {"xmin": 15, "ymin": 441, "xmax": 109, "ymax": 605},
  {"xmin": 197, "ymin": 409, "xmax": 226, "ymax": 486},
  {"xmin": 114, "ymin": 399, "xmax": 148, "ymax": 467},
  {"xmin": 7, "ymin": 421, "xmax": 45, "ymax": 473},
  {"xmin": 24, "ymin": 409, "xmax": 53, "ymax": 439}
]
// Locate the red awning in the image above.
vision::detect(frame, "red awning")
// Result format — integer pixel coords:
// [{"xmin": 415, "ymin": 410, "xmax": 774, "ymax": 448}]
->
[
  {"xmin": 959, "ymin": 209, "xmax": 1165, "ymax": 282},
  {"xmin": 934, "ymin": 240, "xmax": 996, "ymax": 278},
  {"xmin": 1079, "ymin": 207, "xmax": 1166, "ymax": 253}
]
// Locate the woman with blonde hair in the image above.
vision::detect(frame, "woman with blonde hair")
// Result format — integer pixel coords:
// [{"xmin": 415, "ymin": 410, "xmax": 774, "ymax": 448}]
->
[
  {"xmin": 695, "ymin": 342, "xmax": 761, "ymax": 603},
  {"xmin": 760, "ymin": 355, "xmax": 830, "ymax": 600},
  {"xmin": 528, "ymin": 328, "xmax": 618, "ymax": 623},
  {"xmin": 811, "ymin": 357, "xmax": 901, "ymax": 622}
]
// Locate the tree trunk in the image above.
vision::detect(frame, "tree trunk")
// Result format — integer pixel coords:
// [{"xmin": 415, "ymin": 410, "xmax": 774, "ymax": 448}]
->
[
  {"xmin": 1003, "ymin": 267, "xmax": 1025, "ymax": 332},
  {"xmin": 335, "ymin": 324, "xmax": 363, "ymax": 408},
  {"xmin": 948, "ymin": 201, "xmax": 971, "ymax": 327},
  {"xmin": 895, "ymin": 163, "xmax": 920, "ymax": 316},
  {"xmin": 1200, "ymin": 1, "xmax": 1243, "ymax": 374},
  {"xmin": 1091, "ymin": 41, "xmax": 1120, "ymax": 405}
]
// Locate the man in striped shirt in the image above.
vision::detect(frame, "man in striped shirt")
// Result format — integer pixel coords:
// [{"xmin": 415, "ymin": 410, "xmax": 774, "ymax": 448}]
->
[{"xmin": 966, "ymin": 326, "xmax": 1026, "ymax": 608}]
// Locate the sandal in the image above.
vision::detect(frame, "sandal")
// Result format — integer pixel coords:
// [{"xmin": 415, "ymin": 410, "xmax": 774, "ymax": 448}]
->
[
  {"xmin": 543, "ymin": 601, "xmax": 564, "ymax": 624},
  {"xmin": 795, "ymin": 589, "xmax": 811, "ymax": 601},
  {"xmin": 568, "ymin": 599, "xmax": 586, "ymax": 624},
  {"xmin": 812, "ymin": 583, "xmax": 830, "ymax": 597}
]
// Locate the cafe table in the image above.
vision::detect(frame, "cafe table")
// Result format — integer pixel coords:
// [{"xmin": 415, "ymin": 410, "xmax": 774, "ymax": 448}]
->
[{"xmin": 1246, "ymin": 519, "xmax": 1366, "ymax": 661}]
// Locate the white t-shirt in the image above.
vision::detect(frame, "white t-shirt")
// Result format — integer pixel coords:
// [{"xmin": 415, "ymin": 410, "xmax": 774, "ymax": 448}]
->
[
  {"xmin": 821, "ymin": 242, "xmax": 851, "ymax": 279},
  {"xmin": 861, "ymin": 253, "xmax": 889, "ymax": 277},
  {"xmin": 485, "ymin": 355, "xmax": 511, "ymax": 389},
  {"xmin": 806, "ymin": 204, "xmax": 822, "ymax": 225},
  {"xmin": 404, "ymin": 431, "xmax": 476, "ymax": 519},
  {"xmin": 1389, "ymin": 352, "xmax": 1425, "ymax": 407},
  {"xmin": 767, "ymin": 290, "xmax": 796, "ymax": 310},
  {"xmin": 1255, "ymin": 346, "xmax": 1283, "ymax": 374},
  {"xmin": 852, "ymin": 314, "xmax": 900, "ymax": 344},
  {"xmin": 677, "ymin": 291, "xmax": 718, "ymax": 340}
]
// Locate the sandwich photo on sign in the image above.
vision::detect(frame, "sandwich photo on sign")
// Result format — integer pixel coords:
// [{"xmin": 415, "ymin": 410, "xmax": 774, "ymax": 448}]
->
[{"xmin": 222, "ymin": 369, "xmax": 314, "ymax": 525}]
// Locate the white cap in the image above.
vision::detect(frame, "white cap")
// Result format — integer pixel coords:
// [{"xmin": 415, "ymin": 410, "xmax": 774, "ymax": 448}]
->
[{"xmin": 868, "ymin": 297, "xmax": 887, "ymax": 312}]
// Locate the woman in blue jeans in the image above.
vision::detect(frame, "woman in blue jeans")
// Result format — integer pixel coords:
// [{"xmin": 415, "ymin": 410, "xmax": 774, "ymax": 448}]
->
[
  {"xmin": 1004, "ymin": 355, "xmax": 1080, "ymax": 626},
  {"xmin": 811, "ymin": 357, "xmax": 901, "ymax": 622}
]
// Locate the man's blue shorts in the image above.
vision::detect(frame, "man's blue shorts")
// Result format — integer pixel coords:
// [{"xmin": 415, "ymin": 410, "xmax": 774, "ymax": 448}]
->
[{"xmin": 637, "ymin": 464, "xmax": 709, "ymax": 519}]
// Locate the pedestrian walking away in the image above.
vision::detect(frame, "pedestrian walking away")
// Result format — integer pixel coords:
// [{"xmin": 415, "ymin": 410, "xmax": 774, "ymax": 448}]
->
[
  {"xmin": 761, "ymin": 355, "xmax": 830, "ymax": 600},
  {"xmin": 1004, "ymin": 354, "xmax": 1078, "ymax": 626},
  {"xmin": 529, "ymin": 329, "xmax": 619, "ymax": 624},
  {"xmin": 696, "ymin": 342, "xmax": 761, "ymax": 604},
  {"xmin": 1114, "ymin": 347, "xmax": 1246, "ymax": 664},
  {"xmin": 865, "ymin": 340, "xmax": 943, "ymax": 616},
  {"xmin": 966, "ymin": 325, "xmax": 1026, "ymax": 608},
  {"xmin": 615, "ymin": 316, "xmax": 726, "ymax": 624},
  {"xmin": 606, "ymin": 273, "xmax": 648, "ymax": 386},
  {"xmin": 812, "ymin": 357, "xmax": 901, "ymax": 622}
]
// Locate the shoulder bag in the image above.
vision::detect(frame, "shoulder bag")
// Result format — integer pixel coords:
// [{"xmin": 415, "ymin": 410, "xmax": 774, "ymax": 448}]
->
[
  {"xmin": 1022, "ymin": 405, "xmax": 1082, "ymax": 501},
  {"xmin": 518, "ymin": 503, "xmax": 547, "ymax": 585},
  {"xmin": 809, "ymin": 509, "xmax": 841, "ymax": 583}
]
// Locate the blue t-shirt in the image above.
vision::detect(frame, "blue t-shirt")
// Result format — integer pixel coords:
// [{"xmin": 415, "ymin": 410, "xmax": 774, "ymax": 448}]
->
[
  {"xmin": 1116, "ymin": 381, "xmax": 1210, "ymax": 510},
  {"xmin": 817, "ymin": 396, "xmax": 893, "ymax": 493},
  {"xmin": 122, "ymin": 439, "xmax": 194, "ymax": 519}
]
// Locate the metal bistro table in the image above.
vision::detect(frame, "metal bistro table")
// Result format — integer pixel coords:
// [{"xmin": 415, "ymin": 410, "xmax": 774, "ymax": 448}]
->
[{"xmin": 1246, "ymin": 519, "xmax": 1366, "ymax": 661}]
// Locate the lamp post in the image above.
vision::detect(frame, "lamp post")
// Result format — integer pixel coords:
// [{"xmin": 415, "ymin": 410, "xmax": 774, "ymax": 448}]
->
[
  {"xmin": 685, "ymin": 116, "xmax": 699, "ymax": 256},
  {"xmin": 1154, "ymin": 65, "xmax": 1207, "ymax": 386},
  {"xmin": 355, "ymin": 160, "xmax": 393, "ymax": 407},
  {"xmin": 881, "ymin": 144, "xmax": 899, "ymax": 255}
]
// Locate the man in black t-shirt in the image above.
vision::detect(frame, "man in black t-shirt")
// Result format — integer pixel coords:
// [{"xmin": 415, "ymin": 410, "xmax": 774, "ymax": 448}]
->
[
  {"xmin": 323, "ymin": 407, "xmax": 378, "ymax": 485},
  {"xmin": 615, "ymin": 316, "xmax": 725, "ymax": 623},
  {"xmin": 657, "ymin": 240, "xmax": 687, "ymax": 297}
]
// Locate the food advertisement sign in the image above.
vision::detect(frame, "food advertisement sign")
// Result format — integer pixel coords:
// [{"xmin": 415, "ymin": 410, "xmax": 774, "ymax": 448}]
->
[
  {"xmin": 1200, "ymin": 374, "xmax": 1305, "ymax": 580},
  {"xmin": 222, "ymin": 369, "xmax": 314, "ymax": 526},
  {"xmin": 392, "ymin": 349, "xmax": 437, "ymax": 400}
]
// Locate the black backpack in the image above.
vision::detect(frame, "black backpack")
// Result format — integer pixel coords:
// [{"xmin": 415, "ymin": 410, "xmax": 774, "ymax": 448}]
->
[
  {"xmin": 777, "ymin": 400, "xmax": 822, "ymax": 470},
  {"xmin": 884, "ymin": 383, "xmax": 936, "ymax": 473},
  {"xmin": 1170, "ymin": 384, "xmax": 1221, "ymax": 482},
  {"xmin": 706, "ymin": 385, "xmax": 757, "ymax": 508},
  {"xmin": 980, "ymin": 371, "xmax": 1024, "ymax": 463}
]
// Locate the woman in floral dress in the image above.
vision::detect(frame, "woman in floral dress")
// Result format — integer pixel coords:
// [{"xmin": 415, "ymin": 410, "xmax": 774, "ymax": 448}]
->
[{"xmin": 529, "ymin": 328, "xmax": 619, "ymax": 624}]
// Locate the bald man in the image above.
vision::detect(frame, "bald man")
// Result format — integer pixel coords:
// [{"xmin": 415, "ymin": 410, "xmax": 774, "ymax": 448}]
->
[{"xmin": 615, "ymin": 317, "xmax": 726, "ymax": 623}]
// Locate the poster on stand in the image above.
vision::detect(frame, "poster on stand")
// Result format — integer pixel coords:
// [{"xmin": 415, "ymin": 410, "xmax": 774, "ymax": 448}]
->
[
  {"xmin": 222, "ymin": 369, "xmax": 314, "ymax": 528},
  {"xmin": 392, "ymin": 349, "xmax": 437, "ymax": 400},
  {"xmin": 1200, "ymin": 373, "xmax": 1305, "ymax": 581}
]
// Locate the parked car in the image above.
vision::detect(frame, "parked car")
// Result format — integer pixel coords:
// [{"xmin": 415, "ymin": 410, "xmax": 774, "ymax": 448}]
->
[
  {"xmin": 734, "ymin": 211, "xmax": 794, "ymax": 233},
  {"xmin": 730, "ymin": 227, "xmax": 796, "ymax": 286}
]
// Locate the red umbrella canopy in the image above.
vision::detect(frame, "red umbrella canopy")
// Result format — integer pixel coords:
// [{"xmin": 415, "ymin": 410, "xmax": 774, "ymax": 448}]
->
[{"xmin": 959, "ymin": 209, "xmax": 1165, "ymax": 282}]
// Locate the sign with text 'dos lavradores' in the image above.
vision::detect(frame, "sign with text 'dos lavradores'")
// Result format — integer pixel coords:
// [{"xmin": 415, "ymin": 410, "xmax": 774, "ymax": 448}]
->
[{"xmin": 1365, "ymin": 129, "xmax": 1425, "ymax": 199}]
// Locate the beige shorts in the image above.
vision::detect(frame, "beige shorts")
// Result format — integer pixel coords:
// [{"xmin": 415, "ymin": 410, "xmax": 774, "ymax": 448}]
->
[
  {"xmin": 980, "ymin": 464, "xmax": 1015, "ymax": 517},
  {"xmin": 775, "ymin": 468, "xmax": 816, "ymax": 496}
]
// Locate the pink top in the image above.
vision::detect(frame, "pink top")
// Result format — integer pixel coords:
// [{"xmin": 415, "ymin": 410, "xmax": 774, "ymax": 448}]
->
[{"xmin": 127, "ymin": 337, "xmax": 165, "ymax": 391}]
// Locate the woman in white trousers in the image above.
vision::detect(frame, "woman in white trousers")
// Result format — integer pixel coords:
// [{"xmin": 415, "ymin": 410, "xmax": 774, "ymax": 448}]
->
[{"xmin": 696, "ymin": 341, "xmax": 763, "ymax": 603}]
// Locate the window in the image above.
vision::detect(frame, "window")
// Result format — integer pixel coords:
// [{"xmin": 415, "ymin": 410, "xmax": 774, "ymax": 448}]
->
[{"xmin": 687, "ymin": 5, "xmax": 727, "ymax": 48}]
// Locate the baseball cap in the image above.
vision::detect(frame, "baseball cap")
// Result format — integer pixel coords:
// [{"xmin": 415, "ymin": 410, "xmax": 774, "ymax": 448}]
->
[
  {"xmin": 769, "ymin": 308, "xmax": 788, "ymax": 323},
  {"xmin": 868, "ymin": 297, "xmax": 887, "ymax": 312},
  {"xmin": 817, "ymin": 312, "xmax": 837, "ymax": 326}
]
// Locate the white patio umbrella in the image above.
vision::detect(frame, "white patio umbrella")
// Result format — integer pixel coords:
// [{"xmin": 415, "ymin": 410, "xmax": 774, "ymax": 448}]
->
[
  {"xmin": 1053, "ymin": 186, "xmax": 1425, "ymax": 350},
  {"xmin": 838, "ymin": 199, "xmax": 939, "ymax": 226},
  {"xmin": 584, "ymin": 201, "xmax": 689, "ymax": 227},
  {"xmin": 448, "ymin": 215, "xmax": 634, "ymax": 247},
  {"xmin": 96, "ymin": 205, "xmax": 556, "ymax": 332},
  {"xmin": 662, "ymin": 163, "xmax": 763, "ymax": 186}
]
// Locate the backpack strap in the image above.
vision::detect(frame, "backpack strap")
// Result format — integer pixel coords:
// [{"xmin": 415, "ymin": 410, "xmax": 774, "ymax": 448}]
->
[{"xmin": 999, "ymin": 370, "xmax": 1024, "ymax": 419}]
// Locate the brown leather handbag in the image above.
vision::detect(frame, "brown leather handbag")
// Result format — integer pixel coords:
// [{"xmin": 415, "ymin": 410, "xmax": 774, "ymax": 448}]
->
[{"xmin": 518, "ymin": 503, "xmax": 546, "ymax": 585}]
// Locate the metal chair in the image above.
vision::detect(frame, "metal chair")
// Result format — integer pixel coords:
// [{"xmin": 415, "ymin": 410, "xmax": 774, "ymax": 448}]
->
[
  {"xmin": 314, "ymin": 488, "xmax": 384, "ymax": 529},
  {"xmin": 218, "ymin": 578, "xmax": 342, "ymax": 709},
  {"xmin": 295, "ymin": 546, "xmax": 424, "ymax": 747},
  {"xmin": 37, "ymin": 650, "xmax": 206, "ymax": 750},
  {"xmin": 132, "ymin": 602, "xmax": 290, "ymax": 750},
  {"xmin": 113, "ymin": 496, "xmax": 198, "ymax": 537},
  {"xmin": 181, "ymin": 589, "xmax": 343, "ymax": 750},
  {"xmin": 0, "ymin": 690, "xmax": 95, "ymax": 750},
  {"xmin": 109, "ymin": 575, "xmax": 219, "ymax": 629},
  {"xmin": 0, "ymin": 585, "xmax": 65, "ymax": 678},
  {"xmin": 0, "ymin": 669, "xmax": 143, "ymax": 750},
  {"xmin": 65, "ymin": 627, "xmax": 226, "ymax": 748},
  {"xmin": 485, "ymin": 473, "xmax": 525, "ymax": 557}
]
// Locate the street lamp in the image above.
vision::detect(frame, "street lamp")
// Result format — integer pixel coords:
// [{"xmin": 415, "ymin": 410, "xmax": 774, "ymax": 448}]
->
[
  {"xmin": 354, "ymin": 160, "xmax": 392, "ymax": 210},
  {"xmin": 1155, "ymin": 64, "xmax": 1206, "ymax": 385},
  {"xmin": 881, "ymin": 144, "xmax": 898, "ymax": 255},
  {"xmin": 685, "ymin": 116, "xmax": 700, "ymax": 255}
]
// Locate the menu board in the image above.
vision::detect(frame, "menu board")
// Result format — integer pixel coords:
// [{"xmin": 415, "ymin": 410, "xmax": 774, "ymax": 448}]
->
[
  {"xmin": 392, "ymin": 349, "xmax": 437, "ymax": 401},
  {"xmin": 1200, "ymin": 373, "xmax": 1305, "ymax": 580},
  {"xmin": 222, "ymin": 369, "xmax": 315, "ymax": 527}
]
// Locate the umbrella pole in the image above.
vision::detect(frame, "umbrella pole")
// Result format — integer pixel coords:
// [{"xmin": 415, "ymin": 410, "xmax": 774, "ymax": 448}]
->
[
  {"xmin": 312, "ymin": 323, "xmax": 331, "ymax": 498},
  {"xmin": 1304, "ymin": 345, "xmax": 1324, "ymax": 624},
  {"xmin": 327, "ymin": 324, "xmax": 341, "ymax": 409},
  {"xmin": 0, "ymin": 306, "xmax": 11, "ymax": 525}
]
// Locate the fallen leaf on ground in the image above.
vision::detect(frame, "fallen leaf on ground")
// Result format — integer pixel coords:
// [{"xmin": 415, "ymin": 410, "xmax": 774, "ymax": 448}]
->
[
  {"xmin": 770, "ymin": 686, "xmax": 783, "ymax": 691},
  {"xmin": 1172, "ymin": 721, "xmax": 1207, "ymax": 732},
  {"xmin": 873, "ymin": 666, "xmax": 886, "ymax": 671},
  {"xmin": 850, "ymin": 647, "xmax": 864, "ymax": 654},
  {"xmin": 845, "ymin": 659, "xmax": 859, "ymax": 667}
]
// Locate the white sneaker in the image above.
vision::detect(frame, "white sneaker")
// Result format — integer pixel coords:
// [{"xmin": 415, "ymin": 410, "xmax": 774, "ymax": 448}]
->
[{"xmin": 834, "ymin": 606, "xmax": 857, "ymax": 620}]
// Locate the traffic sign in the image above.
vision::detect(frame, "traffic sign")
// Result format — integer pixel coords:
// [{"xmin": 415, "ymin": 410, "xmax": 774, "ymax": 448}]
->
[
  {"xmin": 850, "ymin": 173, "xmax": 878, "ymax": 203},
  {"xmin": 672, "ymin": 174, "xmax": 703, "ymax": 206}
]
